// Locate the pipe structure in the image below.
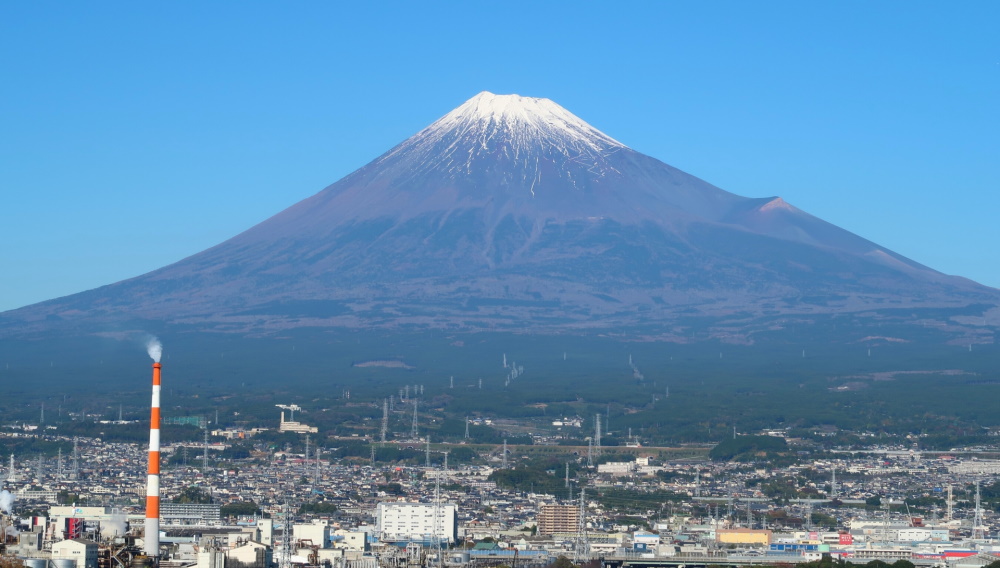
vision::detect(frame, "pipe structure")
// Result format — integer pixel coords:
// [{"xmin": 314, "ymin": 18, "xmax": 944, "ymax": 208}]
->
[{"xmin": 144, "ymin": 362, "xmax": 162, "ymax": 558}]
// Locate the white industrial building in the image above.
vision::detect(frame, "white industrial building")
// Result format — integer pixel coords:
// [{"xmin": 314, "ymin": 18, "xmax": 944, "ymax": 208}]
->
[
  {"xmin": 51, "ymin": 539, "xmax": 99, "ymax": 568},
  {"xmin": 597, "ymin": 461, "xmax": 637, "ymax": 475},
  {"xmin": 294, "ymin": 520, "xmax": 332, "ymax": 548},
  {"xmin": 376, "ymin": 502, "xmax": 457, "ymax": 544}
]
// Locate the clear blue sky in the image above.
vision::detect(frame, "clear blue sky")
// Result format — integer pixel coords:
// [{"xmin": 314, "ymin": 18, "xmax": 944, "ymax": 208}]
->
[{"xmin": 2, "ymin": 2, "xmax": 997, "ymax": 312}]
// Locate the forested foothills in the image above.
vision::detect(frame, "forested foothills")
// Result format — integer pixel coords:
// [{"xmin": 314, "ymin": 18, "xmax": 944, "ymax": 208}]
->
[{"xmin": 1, "ymin": 325, "xmax": 999, "ymax": 448}]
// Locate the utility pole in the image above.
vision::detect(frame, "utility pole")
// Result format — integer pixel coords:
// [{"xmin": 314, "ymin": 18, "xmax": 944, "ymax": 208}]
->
[
  {"xmin": 314, "ymin": 448, "xmax": 321, "ymax": 483},
  {"xmin": 973, "ymin": 480, "xmax": 985, "ymax": 540},
  {"xmin": 595, "ymin": 414, "xmax": 601, "ymax": 456},
  {"xmin": 202, "ymin": 428, "xmax": 209, "ymax": 471},
  {"xmin": 380, "ymin": 399, "xmax": 389, "ymax": 445},
  {"xmin": 411, "ymin": 399, "xmax": 419, "ymax": 439},
  {"xmin": 304, "ymin": 434, "xmax": 310, "ymax": 475},
  {"xmin": 434, "ymin": 471, "xmax": 443, "ymax": 568},
  {"xmin": 72, "ymin": 438, "xmax": 79, "ymax": 479}
]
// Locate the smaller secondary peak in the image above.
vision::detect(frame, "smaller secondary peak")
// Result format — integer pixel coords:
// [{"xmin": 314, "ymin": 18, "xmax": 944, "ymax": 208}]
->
[{"xmin": 759, "ymin": 197, "xmax": 796, "ymax": 213}]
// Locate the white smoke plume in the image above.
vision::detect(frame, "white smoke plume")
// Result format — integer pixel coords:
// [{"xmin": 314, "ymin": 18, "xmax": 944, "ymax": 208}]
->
[
  {"xmin": 0, "ymin": 489, "xmax": 14, "ymax": 514},
  {"xmin": 146, "ymin": 337, "xmax": 162, "ymax": 363},
  {"xmin": 101, "ymin": 514, "xmax": 128, "ymax": 538},
  {"xmin": 4, "ymin": 525, "xmax": 18, "ymax": 537}
]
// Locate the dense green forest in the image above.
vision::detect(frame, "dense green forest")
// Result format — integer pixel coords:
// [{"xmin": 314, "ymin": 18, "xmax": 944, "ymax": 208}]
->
[{"xmin": 1, "ymin": 320, "xmax": 998, "ymax": 448}]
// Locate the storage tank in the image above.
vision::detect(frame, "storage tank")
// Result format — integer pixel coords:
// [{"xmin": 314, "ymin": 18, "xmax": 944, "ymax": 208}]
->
[
  {"xmin": 23, "ymin": 559, "xmax": 47, "ymax": 568},
  {"xmin": 52, "ymin": 559, "xmax": 76, "ymax": 568}
]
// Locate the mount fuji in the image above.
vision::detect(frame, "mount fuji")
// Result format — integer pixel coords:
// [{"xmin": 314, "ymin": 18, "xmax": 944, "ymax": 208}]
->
[{"xmin": 3, "ymin": 92, "xmax": 997, "ymax": 342}]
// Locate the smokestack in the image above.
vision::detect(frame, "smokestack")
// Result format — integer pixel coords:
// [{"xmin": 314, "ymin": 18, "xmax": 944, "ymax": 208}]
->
[{"xmin": 144, "ymin": 362, "xmax": 161, "ymax": 557}]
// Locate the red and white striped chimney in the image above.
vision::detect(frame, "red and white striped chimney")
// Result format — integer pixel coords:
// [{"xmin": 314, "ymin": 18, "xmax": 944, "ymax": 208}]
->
[{"xmin": 144, "ymin": 362, "xmax": 162, "ymax": 557}]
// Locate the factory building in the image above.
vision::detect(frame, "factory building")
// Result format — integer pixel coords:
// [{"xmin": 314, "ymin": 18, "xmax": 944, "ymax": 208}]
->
[
  {"xmin": 51, "ymin": 538, "xmax": 99, "ymax": 568},
  {"xmin": 278, "ymin": 411, "xmax": 318, "ymax": 434},
  {"xmin": 294, "ymin": 520, "xmax": 332, "ymax": 548},
  {"xmin": 537, "ymin": 504, "xmax": 579, "ymax": 536},
  {"xmin": 376, "ymin": 502, "xmax": 457, "ymax": 544},
  {"xmin": 716, "ymin": 529, "xmax": 773, "ymax": 546},
  {"xmin": 597, "ymin": 462, "xmax": 637, "ymax": 476}
]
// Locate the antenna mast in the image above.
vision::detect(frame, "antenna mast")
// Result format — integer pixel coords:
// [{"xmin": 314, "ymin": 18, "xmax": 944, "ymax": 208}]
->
[
  {"xmin": 973, "ymin": 480, "xmax": 985, "ymax": 540},
  {"xmin": 574, "ymin": 487, "xmax": 588, "ymax": 562},
  {"xmin": 279, "ymin": 502, "xmax": 293, "ymax": 568}
]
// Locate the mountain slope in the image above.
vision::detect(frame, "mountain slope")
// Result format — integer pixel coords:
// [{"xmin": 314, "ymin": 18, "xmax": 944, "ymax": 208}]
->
[{"xmin": 2, "ymin": 92, "xmax": 996, "ymax": 340}]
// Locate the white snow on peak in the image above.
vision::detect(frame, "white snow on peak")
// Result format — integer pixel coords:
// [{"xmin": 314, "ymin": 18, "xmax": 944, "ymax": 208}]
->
[
  {"xmin": 430, "ymin": 91, "xmax": 626, "ymax": 150},
  {"xmin": 376, "ymin": 92, "xmax": 628, "ymax": 183}
]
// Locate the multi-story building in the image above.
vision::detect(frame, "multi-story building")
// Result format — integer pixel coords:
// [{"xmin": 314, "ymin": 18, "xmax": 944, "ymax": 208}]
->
[
  {"xmin": 537, "ymin": 504, "xmax": 579, "ymax": 536},
  {"xmin": 376, "ymin": 502, "xmax": 457, "ymax": 544},
  {"xmin": 160, "ymin": 502, "xmax": 221, "ymax": 526}
]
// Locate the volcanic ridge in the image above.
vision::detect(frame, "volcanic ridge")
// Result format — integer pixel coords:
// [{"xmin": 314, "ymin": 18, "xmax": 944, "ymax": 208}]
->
[{"xmin": 3, "ymin": 91, "xmax": 997, "ymax": 342}]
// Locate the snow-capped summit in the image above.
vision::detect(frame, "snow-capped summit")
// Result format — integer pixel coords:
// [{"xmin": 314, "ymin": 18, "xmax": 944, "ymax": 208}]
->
[
  {"xmin": 374, "ymin": 91, "xmax": 626, "ymax": 187},
  {"xmin": 420, "ymin": 91, "xmax": 625, "ymax": 152}
]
